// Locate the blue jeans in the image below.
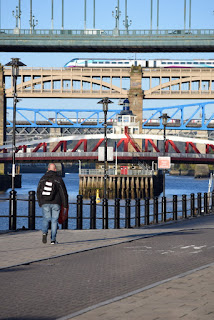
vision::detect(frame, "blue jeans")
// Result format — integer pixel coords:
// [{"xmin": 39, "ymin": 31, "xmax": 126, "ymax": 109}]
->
[{"xmin": 42, "ymin": 204, "xmax": 60, "ymax": 242}]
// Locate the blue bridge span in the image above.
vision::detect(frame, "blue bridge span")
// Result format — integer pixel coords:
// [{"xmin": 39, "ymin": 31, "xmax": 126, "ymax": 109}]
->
[{"xmin": 7, "ymin": 101, "xmax": 214, "ymax": 131}]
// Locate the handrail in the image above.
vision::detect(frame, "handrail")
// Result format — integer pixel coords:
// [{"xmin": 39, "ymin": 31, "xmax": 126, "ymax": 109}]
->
[{"xmin": 0, "ymin": 28, "xmax": 214, "ymax": 37}]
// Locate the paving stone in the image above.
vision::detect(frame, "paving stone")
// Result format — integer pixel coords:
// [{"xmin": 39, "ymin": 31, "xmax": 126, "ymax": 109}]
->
[{"xmin": 1, "ymin": 215, "xmax": 214, "ymax": 319}]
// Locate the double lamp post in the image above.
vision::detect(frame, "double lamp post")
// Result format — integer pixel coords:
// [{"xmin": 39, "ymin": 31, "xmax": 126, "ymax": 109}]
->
[{"xmin": 98, "ymin": 97, "xmax": 113, "ymax": 229}]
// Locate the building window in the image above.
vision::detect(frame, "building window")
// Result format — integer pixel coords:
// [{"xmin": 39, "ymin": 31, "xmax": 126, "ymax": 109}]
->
[{"xmin": 123, "ymin": 116, "xmax": 129, "ymax": 122}]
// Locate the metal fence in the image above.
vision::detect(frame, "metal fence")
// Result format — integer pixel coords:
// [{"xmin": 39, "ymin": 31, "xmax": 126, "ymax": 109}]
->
[
  {"xmin": 0, "ymin": 191, "xmax": 213, "ymax": 231},
  {"xmin": 1, "ymin": 28, "xmax": 214, "ymax": 37}
]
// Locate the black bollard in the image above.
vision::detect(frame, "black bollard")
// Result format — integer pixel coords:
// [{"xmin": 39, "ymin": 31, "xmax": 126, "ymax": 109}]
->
[
  {"xmin": 9, "ymin": 190, "xmax": 17, "ymax": 231},
  {"xmin": 212, "ymin": 191, "xmax": 214, "ymax": 213},
  {"xmin": 145, "ymin": 198, "xmax": 150, "ymax": 225},
  {"xmin": 125, "ymin": 198, "xmax": 131, "ymax": 228},
  {"xmin": 102, "ymin": 198, "xmax": 108, "ymax": 229},
  {"xmin": 77, "ymin": 195, "xmax": 83, "ymax": 230},
  {"xmin": 153, "ymin": 197, "xmax": 158, "ymax": 224},
  {"xmin": 90, "ymin": 196, "xmax": 96, "ymax": 229},
  {"xmin": 190, "ymin": 193, "xmax": 195, "ymax": 217},
  {"xmin": 28, "ymin": 191, "xmax": 35, "ymax": 230},
  {"xmin": 182, "ymin": 194, "xmax": 187, "ymax": 219},
  {"xmin": 173, "ymin": 195, "xmax": 178, "ymax": 220},
  {"xmin": 204, "ymin": 193, "xmax": 208, "ymax": 214},
  {"xmin": 162, "ymin": 197, "xmax": 166, "ymax": 222},
  {"xmin": 114, "ymin": 198, "xmax": 120, "ymax": 229},
  {"xmin": 135, "ymin": 198, "xmax": 140, "ymax": 227},
  {"xmin": 197, "ymin": 193, "xmax": 202, "ymax": 215}
]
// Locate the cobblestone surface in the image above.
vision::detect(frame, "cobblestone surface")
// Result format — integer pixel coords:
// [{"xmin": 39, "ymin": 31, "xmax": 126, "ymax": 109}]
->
[{"xmin": 1, "ymin": 226, "xmax": 214, "ymax": 319}]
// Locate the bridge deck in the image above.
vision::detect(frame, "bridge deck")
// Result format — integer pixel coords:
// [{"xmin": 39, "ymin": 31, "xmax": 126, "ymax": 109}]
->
[
  {"xmin": 0, "ymin": 152, "xmax": 213, "ymax": 164},
  {"xmin": 1, "ymin": 28, "xmax": 214, "ymax": 52}
]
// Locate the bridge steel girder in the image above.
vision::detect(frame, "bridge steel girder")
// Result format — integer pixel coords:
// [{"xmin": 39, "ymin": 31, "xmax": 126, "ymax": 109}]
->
[{"xmin": 1, "ymin": 29, "xmax": 214, "ymax": 52}]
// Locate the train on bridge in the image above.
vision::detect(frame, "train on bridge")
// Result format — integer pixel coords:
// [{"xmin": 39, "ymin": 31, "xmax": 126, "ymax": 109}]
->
[{"xmin": 64, "ymin": 58, "xmax": 214, "ymax": 68}]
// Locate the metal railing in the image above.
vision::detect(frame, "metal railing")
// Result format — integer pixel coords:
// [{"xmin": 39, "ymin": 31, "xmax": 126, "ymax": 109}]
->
[
  {"xmin": 0, "ymin": 191, "xmax": 213, "ymax": 231},
  {"xmin": 1, "ymin": 28, "xmax": 214, "ymax": 37},
  {"xmin": 80, "ymin": 169, "xmax": 154, "ymax": 176}
]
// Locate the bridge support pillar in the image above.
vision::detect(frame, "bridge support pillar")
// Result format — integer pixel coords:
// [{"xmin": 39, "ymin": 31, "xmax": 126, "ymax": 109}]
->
[
  {"xmin": 49, "ymin": 128, "xmax": 62, "ymax": 152},
  {"xmin": 0, "ymin": 65, "xmax": 6, "ymax": 174},
  {"xmin": 196, "ymin": 131, "xmax": 208, "ymax": 154},
  {"xmin": 128, "ymin": 66, "xmax": 143, "ymax": 130},
  {"xmin": 128, "ymin": 66, "xmax": 143, "ymax": 152}
]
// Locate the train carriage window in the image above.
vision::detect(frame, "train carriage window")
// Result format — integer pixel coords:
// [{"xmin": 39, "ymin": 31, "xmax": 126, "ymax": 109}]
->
[
  {"xmin": 162, "ymin": 62, "xmax": 166, "ymax": 64},
  {"xmin": 174, "ymin": 62, "xmax": 179, "ymax": 64},
  {"xmin": 93, "ymin": 61, "xmax": 97, "ymax": 64},
  {"xmin": 125, "ymin": 62, "xmax": 129, "ymax": 64},
  {"xmin": 112, "ymin": 62, "xmax": 116, "ymax": 64},
  {"xmin": 200, "ymin": 62, "xmax": 205, "ymax": 64},
  {"xmin": 118, "ymin": 62, "xmax": 123, "ymax": 64},
  {"xmin": 187, "ymin": 62, "xmax": 192, "ymax": 64},
  {"xmin": 99, "ymin": 62, "xmax": 103, "ymax": 64},
  {"xmin": 167, "ymin": 62, "xmax": 172, "ymax": 64},
  {"xmin": 105, "ymin": 61, "xmax": 110, "ymax": 64},
  {"xmin": 193, "ymin": 62, "xmax": 198, "ymax": 64},
  {"xmin": 181, "ymin": 62, "xmax": 186, "ymax": 64},
  {"xmin": 207, "ymin": 62, "xmax": 211, "ymax": 65}
]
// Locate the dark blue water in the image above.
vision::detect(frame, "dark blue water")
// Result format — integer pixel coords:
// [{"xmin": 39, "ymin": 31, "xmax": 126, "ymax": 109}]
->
[{"xmin": 0, "ymin": 173, "xmax": 211, "ymax": 231}]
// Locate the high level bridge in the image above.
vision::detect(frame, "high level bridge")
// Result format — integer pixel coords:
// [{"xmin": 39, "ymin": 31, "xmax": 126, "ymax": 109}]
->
[{"xmin": 3, "ymin": 66, "xmax": 214, "ymax": 100}]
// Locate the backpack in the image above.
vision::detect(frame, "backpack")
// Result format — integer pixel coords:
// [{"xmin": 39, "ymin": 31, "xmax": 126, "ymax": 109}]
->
[{"xmin": 40, "ymin": 177, "xmax": 57, "ymax": 201}]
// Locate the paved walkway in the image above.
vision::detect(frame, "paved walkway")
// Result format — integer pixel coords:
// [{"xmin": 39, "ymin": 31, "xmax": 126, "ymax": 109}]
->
[
  {"xmin": 70, "ymin": 263, "xmax": 214, "ymax": 320},
  {"xmin": 1, "ymin": 214, "xmax": 214, "ymax": 319}
]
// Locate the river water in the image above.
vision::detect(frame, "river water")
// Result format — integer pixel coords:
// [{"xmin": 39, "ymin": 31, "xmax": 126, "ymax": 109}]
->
[{"xmin": 0, "ymin": 173, "xmax": 211, "ymax": 231}]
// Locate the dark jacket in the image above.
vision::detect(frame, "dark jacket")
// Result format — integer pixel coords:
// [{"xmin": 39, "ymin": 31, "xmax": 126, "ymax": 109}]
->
[{"xmin": 37, "ymin": 170, "xmax": 68, "ymax": 208}]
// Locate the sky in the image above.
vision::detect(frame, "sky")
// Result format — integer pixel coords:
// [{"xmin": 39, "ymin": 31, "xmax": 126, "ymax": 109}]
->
[{"xmin": 0, "ymin": 0, "xmax": 214, "ymax": 119}]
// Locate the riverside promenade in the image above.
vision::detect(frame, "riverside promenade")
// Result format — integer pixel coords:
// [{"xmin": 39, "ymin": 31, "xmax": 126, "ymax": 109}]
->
[{"xmin": 1, "ymin": 214, "xmax": 214, "ymax": 320}]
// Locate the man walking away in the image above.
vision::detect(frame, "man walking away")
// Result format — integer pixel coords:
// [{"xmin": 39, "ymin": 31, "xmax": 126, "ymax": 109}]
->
[{"xmin": 37, "ymin": 163, "xmax": 68, "ymax": 244}]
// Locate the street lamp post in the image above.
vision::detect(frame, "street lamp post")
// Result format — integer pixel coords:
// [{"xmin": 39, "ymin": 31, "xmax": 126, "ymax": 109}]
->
[
  {"xmin": 5, "ymin": 58, "xmax": 26, "ymax": 230},
  {"xmin": 159, "ymin": 113, "xmax": 170, "ymax": 198},
  {"xmin": 98, "ymin": 97, "xmax": 113, "ymax": 229}
]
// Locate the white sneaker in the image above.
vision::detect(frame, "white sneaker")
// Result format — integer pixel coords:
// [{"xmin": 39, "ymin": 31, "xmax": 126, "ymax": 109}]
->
[{"xmin": 51, "ymin": 241, "xmax": 58, "ymax": 245}]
